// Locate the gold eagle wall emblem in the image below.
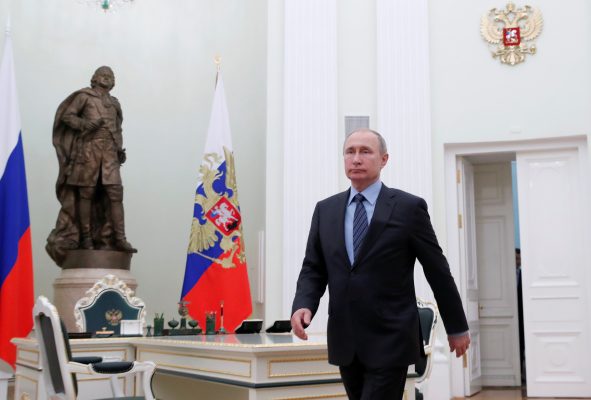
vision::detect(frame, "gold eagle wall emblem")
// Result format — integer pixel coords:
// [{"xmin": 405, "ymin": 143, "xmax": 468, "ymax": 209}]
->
[{"xmin": 481, "ymin": 2, "xmax": 543, "ymax": 65}]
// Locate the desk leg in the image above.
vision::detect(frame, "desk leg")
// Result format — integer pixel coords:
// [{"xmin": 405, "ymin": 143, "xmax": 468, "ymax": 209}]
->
[{"xmin": 0, "ymin": 370, "xmax": 12, "ymax": 400}]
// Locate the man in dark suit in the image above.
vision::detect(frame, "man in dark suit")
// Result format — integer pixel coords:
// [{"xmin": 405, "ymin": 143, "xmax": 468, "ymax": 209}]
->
[{"xmin": 291, "ymin": 129, "xmax": 470, "ymax": 399}]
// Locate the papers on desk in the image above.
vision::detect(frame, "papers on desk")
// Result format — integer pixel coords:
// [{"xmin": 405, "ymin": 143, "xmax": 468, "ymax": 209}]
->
[{"xmin": 120, "ymin": 320, "xmax": 143, "ymax": 336}]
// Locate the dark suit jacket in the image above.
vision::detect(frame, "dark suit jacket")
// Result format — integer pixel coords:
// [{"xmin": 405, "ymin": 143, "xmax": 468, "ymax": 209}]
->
[{"xmin": 292, "ymin": 184, "xmax": 468, "ymax": 369}]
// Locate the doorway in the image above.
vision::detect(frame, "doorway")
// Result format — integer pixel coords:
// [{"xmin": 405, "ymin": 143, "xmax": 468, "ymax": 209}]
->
[
  {"xmin": 444, "ymin": 136, "xmax": 591, "ymax": 398},
  {"xmin": 469, "ymin": 157, "xmax": 522, "ymax": 388}
]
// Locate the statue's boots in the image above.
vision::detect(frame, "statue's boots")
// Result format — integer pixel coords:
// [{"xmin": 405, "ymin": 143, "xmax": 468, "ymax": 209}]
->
[
  {"xmin": 79, "ymin": 197, "xmax": 95, "ymax": 250},
  {"xmin": 115, "ymin": 239, "xmax": 137, "ymax": 253},
  {"xmin": 111, "ymin": 201, "xmax": 137, "ymax": 253}
]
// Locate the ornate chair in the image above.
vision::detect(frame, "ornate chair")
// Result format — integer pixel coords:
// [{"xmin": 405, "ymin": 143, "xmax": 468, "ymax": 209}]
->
[
  {"xmin": 74, "ymin": 274, "xmax": 146, "ymax": 335},
  {"xmin": 414, "ymin": 298, "xmax": 439, "ymax": 400},
  {"xmin": 33, "ymin": 296, "xmax": 155, "ymax": 399}
]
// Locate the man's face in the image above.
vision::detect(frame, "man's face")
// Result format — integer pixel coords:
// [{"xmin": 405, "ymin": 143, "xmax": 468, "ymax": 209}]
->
[{"xmin": 343, "ymin": 130, "xmax": 388, "ymax": 191}]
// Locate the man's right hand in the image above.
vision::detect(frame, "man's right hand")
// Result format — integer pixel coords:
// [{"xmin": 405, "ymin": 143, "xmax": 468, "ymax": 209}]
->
[{"xmin": 291, "ymin": 308, "xmax": 312, "ymax": 340}]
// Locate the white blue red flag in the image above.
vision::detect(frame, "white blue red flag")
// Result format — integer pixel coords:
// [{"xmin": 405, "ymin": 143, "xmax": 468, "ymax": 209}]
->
[
  {"xmin": 181, "ymin": 73, "xmax": 252, "ymax": 333},
  {"xmin": 0, "ymin": 33, "xmax": 34, "ymax": 368}
]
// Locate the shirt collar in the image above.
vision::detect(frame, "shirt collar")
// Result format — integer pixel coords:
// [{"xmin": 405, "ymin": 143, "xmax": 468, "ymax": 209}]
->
[{"xmin": 348, "ymin": 180, "xmax": 382, "ymax": 206}]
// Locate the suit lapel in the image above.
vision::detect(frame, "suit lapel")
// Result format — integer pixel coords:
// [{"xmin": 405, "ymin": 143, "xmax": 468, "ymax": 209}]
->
[{"xmin": 352, "ymin": 185, "xmax": 398, "ymax": 269}]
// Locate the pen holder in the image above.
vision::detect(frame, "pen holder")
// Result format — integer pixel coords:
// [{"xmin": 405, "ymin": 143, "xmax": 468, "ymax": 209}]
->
[
  {"xmin": 153, "ymin": 317, "xmax": 164, "ymax": 336},
  {"xmin": 205, "ymin": 311, "xmax": 216, "ymax": 335}
]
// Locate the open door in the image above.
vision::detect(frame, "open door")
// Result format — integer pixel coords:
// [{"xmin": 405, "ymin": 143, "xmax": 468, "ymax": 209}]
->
[
  {"xmin": 517, "ymin": 148, "xmax": 591, "ymax": 397},
  {"xmin": 474, "ymin": 163, "xmax": 521, "ymax": 386},
  {"xmin": 456, "ymin": 157, "xmax": 483, "ymax": 396}
]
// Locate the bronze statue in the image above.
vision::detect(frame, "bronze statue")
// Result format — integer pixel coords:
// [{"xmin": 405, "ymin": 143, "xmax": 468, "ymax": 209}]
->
[{"xmin": 47, "ymin": 66, "xmax": 137, "ymax": 266}]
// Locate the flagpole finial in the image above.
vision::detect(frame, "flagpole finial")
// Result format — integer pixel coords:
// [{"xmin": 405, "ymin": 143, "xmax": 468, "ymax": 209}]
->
[
  {"xmin": 214, "ymin": 56, "xmax": 222, "ymax": 72},
  {"xmin": 5, "ymin": 16, "xmax": 11, "ymax": 36}
]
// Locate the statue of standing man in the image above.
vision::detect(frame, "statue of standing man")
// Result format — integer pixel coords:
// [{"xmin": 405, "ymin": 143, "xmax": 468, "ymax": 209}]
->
[{"xmin": 47, "ymin": 66, "xmax": 137, "ymax": 266}]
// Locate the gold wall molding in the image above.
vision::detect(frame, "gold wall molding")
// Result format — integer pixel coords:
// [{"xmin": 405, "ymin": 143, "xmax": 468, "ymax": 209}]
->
[
  {"xmin": 137, "ymin": 348, "xmax": 252, "ymax": 378},
  {"xmin": 14, "ymin": 374, "xmax": 38, "ymax": 400},
  {"xmin": 273, "ymin": 394, "xmax": 347, "ymax": 400},
  {"xmin": 268, "ymin": 357, "xmax": 340, "ymax": 378}
]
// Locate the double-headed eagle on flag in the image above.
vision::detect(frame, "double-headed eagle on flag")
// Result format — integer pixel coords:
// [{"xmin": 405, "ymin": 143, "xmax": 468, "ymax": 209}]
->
[{"xmin": 187, "ymin": 146, "xmax": 245, "ymax": 269}]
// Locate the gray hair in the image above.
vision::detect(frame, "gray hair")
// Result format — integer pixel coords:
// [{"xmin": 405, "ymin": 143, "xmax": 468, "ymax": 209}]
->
[{"xmin": 344, "ymin": 129, "xmax": 388, "ymax": 155}]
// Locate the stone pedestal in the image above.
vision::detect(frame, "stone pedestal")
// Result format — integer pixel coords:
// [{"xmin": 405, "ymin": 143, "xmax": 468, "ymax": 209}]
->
[{"xmin": 53, "ymin": 249, "xmax": 137, "ymax": 332}]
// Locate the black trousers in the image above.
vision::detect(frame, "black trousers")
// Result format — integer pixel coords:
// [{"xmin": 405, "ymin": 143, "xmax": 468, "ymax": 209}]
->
[{"xmin": 339, "ymin": 355, "xmax": 408, "ymax": 400}]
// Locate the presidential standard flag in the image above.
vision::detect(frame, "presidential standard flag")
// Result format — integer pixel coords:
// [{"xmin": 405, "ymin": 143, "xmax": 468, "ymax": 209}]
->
[
  {"xmin": 0, "ymin": 33, "xmax": 34, "ymax": 368},
  {"xmin": 181, "ymin": 73, "xmax": 252, "ymax": 333}
]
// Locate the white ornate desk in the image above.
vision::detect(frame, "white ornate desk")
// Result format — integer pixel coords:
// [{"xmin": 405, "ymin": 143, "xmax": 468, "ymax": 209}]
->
[{"xmin": 13, "ymin": 334, "xmax": 416, "ymax": 400}]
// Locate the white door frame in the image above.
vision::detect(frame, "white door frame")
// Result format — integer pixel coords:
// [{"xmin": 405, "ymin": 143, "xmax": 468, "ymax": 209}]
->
[{"xmin": 444, "ymin": 135, "xmax": 590, "ymax": 397}]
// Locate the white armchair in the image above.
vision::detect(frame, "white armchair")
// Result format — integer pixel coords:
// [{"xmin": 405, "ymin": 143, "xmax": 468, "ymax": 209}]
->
[
  {"xmin": 33, "ymin": 296, "xmax": 155, "ymax": 400},
  {"xmin": 414, "ymin": 298, "xmax": 439, "ymax": 400}
]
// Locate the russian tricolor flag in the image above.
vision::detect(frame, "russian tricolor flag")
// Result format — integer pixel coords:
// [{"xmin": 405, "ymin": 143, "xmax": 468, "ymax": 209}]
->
[
  {"xmin": 181, "ymin": 73, "xmax": 252, "ymax": 333},
  {"xmin": 0, "ymin": 33, "xmax": 34, "ymax": 368}
]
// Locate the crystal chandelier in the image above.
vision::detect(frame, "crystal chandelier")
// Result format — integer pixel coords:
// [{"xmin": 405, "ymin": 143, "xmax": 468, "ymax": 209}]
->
[{"xmin": 84, "ymin": 0, "xmax": 134, "ymax": 12}]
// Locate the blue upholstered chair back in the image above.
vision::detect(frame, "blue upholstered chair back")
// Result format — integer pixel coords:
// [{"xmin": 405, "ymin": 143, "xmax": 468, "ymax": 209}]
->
[
  {"xmin": 414, "ymin": 299, "xmax": 439, "ymax": 400},
  {"xmin": 74, "ymin": 275, "xmax": 146, "ymax": 335},
  {"xmin": 79, "ymin": 289, "xmax": 143, "ymax": 335},
  {"xmin": 34, "ymin": 297, "xmax": 79, "ymax": 398},
  {"xmin": 38, "ymin": 313, "xmax": 67, "ymax": 395},
  {"xmin": 415, "ymin": 305, "xmax": 436, "ymax": 378}
]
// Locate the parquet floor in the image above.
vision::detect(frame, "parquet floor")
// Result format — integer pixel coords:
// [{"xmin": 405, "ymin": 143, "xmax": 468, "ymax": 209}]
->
[{"xmin": 462, "ymin": 387, "xmax": 589, "ymax": 399}]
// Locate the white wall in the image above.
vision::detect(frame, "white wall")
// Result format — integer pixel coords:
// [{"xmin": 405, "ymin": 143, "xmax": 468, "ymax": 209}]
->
[
  {"xmin": 0, "ymin": 0, "xmax": 267, "ymax": 322},
  {"xmin": 266, "ymin": 0, "xmax": 591, "ymax": 398},
  {"xmin": 337, "ymin": 0, "xmax": 377, "ymax": 184},
  {"xmin": 3, "ymin": 0, "xmax": 591, "ymax": 396},
  {"xmin": 429, "ymin": 0, "xmax": 591, "ymax": 233},
  {"xmin": 430, "ymin": 2, "xmax": 591, "ymax": 394}
]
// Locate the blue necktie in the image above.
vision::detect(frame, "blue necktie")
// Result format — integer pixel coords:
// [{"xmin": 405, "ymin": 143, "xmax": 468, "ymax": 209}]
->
[{"xmin": 353, "ymin": 193, "xmax": 368, "ymax": 262}]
